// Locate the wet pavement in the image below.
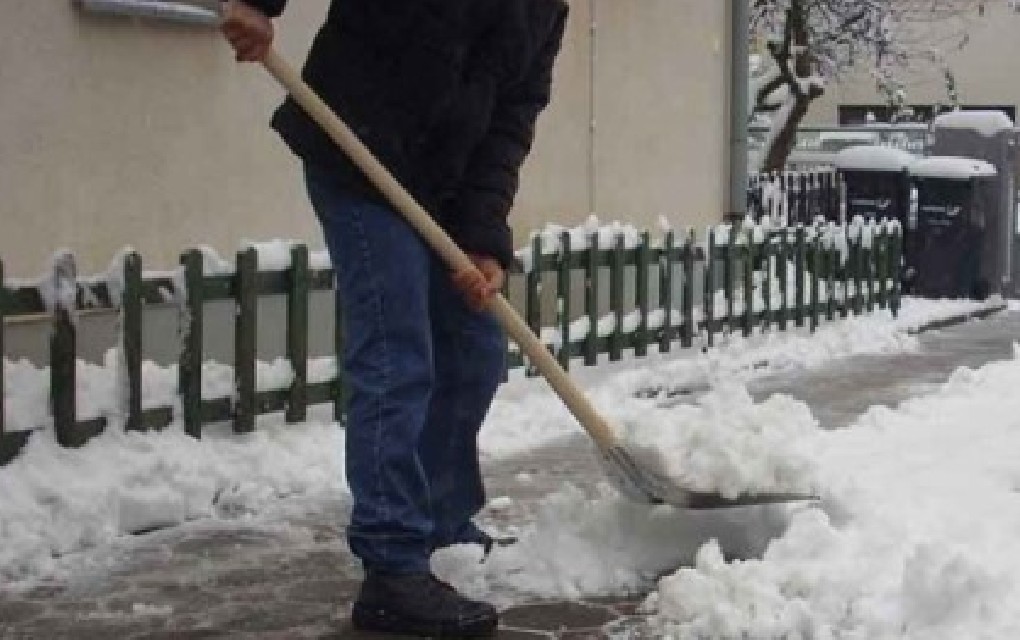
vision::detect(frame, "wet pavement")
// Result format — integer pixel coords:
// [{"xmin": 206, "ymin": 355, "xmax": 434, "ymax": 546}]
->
[{"xmin": 2, "ymin": 309, "xmax": 1018, "ymax": 639}]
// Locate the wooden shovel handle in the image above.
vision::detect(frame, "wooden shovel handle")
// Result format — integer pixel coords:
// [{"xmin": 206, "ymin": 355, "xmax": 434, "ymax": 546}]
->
[{"xmin": 261, "ymin": 48, "xmax": 620, "ymax": 452}]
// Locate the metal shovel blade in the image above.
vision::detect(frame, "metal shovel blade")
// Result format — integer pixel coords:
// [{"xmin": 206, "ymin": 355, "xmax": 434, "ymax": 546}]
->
[{"xmin": 602, "ymin": 445, "xmax": 819, "ymax": 510}]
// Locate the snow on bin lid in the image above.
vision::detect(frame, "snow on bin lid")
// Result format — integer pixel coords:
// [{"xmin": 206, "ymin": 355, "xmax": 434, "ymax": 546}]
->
[
  {"xmin": 909, "ymin": 156, "xmax": 998, "ymax": 180},
  {"xmin": 932, "ymin": 110, "xmax": 1015, "ymax": 137},
  {"xmin": 834, "ymin": 145, "xmax": 915, "ymax": 172}
]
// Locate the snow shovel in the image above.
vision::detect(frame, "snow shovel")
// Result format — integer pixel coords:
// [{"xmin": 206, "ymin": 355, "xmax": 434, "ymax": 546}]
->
[{"xmin": 258, "ymin": 48, "xmax": 814, "ymax": 509}]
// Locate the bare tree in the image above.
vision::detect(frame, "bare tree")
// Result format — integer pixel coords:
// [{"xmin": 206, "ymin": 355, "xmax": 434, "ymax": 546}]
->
[{"xmin": 751, "ymin": 0, "xmax": 994, "ymax": 172}]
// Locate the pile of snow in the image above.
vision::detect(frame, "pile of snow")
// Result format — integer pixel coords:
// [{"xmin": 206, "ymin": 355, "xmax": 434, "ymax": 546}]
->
[
  {"xmin": 0, "ymin": 418, "xmax": 345, "ymax": 582},
  {"xmin": 643, "ymin": 348, "xmax": 1020, "ymax": 638},
  {"xmin": 616, "ymin": 385, "xmax": 820, "ymax": 499}
]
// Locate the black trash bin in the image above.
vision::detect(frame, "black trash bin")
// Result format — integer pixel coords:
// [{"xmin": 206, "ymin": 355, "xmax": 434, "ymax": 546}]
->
[
  {"xmin": 835, "ymin": 145, "xmax": 915, "ymax": 227},
  {"xmin": 835, "ymin": 145, "xmax": 916, "ymax": 288},
  {"xmin": 908, "ymin": 156, "xmax": 999, "ymax": 299}
]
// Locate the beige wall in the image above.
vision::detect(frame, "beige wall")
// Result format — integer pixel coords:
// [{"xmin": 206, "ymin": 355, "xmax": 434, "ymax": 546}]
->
[
  {"xmin": 0, "ymin": 0, "xmax": 729, "ymax": 277},
  {"xmin": 805, "ymin": 2, "xmax": 1020, "ymax": 125}
]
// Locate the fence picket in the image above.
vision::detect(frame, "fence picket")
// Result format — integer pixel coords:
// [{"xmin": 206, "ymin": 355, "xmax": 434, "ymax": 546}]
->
[
  {"xmin": 761, "ymin": 237, "xmax": 772, "ymax": 332},
  {"xmin": 50, "ymin": 253, "xmax": 80, "ymax": 448},
  {"xmin": 742, "ymin": 231, "xmax": 754, "ymax": 337},
  {"xmin": 234, "ymin": 248, "xmax": 257, "ymax": 434},
  {"xmin": 794, "ymin": 226, "xmax": 806, "ymax": 328},
  {"xmin": 123, "ymin": 252, "xmax": 144, "ymax": 432},
  {"xmin": 584, "ymin": 231, "xmax": 599, "ymax": 366},
  {"xmin": 659, "ymin": 230, "xmax": 675, "ymax": 353},
  {"xmin": 826, "ymin": 240, "xmax": 836, "ymax": 321},
  {"xmin": 810, "ymin": 232, "xmax": 821, "ymax": 332},
  {"xmin": 704, "ymin": 229, "xmax": 716, "ymax": 348},
  {"xmin": 179, "ymin": 250, "xmax": 204, "ymax": 438},
  {"xmin": 635, "ymin": 232, "xmax": 650, "ymax": 357},
  {"xmin": 853, "ymin": 235, "xmax": 864, "ymax": 315},
  {"xmin": 0, "ymin": 259, "xmax": 6, "ymax": 441},
  {"xmin": 557, "ymin": 231, "xmax": 572, "ymax": 370},
  {"xmin": 286, "ymin": 244, "xmax": 309, "ymax": 424},
  {"xmin": 525, "ymin": 235, "xmax": 543, "ymax": 376},
  {"xmin": 681, "ymin": 230, "xmax": 695, "ymax": 349},
  {"xmin": 778, "ymin": 230, "xmax": 789, "ymax": 331},
  {"xmin": 610, "ymin": 235, "xmax": 625, "ymax": 361},
  {"xmin": 891, "ymin": 227, "xmax": 903, "ymax": 316},
  {"xmin": 725, "ymin": 228, "xmax": 736, "ymax": 333}
]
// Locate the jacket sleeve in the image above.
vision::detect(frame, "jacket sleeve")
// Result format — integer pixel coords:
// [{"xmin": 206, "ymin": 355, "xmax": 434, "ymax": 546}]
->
[
  {"xmin": 238, "ymin": 0, "xmax": 286, "ymax": 18},
  {"xmin": 446, "ymin": 4, "xmax": 569, "ymax": 269}
]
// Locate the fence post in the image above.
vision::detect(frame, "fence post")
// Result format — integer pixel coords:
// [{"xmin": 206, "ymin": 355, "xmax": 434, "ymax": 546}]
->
[
  {"xmin": 742, "ymin": 229, "xmax": 754, "ymax": 337},
  {"xmin": 876, "ymin": 226, "xmax": 888, "ymax": 310},
  {"xmin": 584, "ymin": 231, "xmax": 599, "ymax": 366},
  {"xmin": 778, "ymin": 229, "xmax": 789, "ymax": 331},
  {"xmin": 810, "ymin": 230, "xmax": 821, "ymax": 332},
  {"xmin": 825, "ymin": 236, "xmax": 835, "ymax": 322},
  {"xmin": 635, "ymin": 232, "xmax": 650, "ymax": 357},
  {"xmin": 761, "ymin": 233, "xmax": 772, "ymax": 332},
  {"xmin": 853, "ymin": 232, "xmax": 864, "ymax": 315},
  {"xmin": 794, "ymin": 226, "xmax": 806, "ymax": 327},
  {"xmin": 659, "ymin": 230, "xmax": 675, "ymax": 353},
  {"xmin": 525, "ymin": 235, "xmax": 542, "ymax": 376},
  {"xmin": 866, "ymin": 226, "xmax": 876, "ymax": 313},
  {"xmin": 286, "ymin": 244, "xmax": 309, "ymax": 424},
  {"xmin": 704, "ymin": 229, "xmax": 716, "ymax": 348},
  {"xmin": 557, "ymin": 231, "xmax": 572, "ymax": 370},
  {"xmin": 609, "ymin": 235, "xmax": 625, "ymax": 361},
  {"xmin": 234, "ymin": 247, "xmax": 257, "ymax": 434},
  {"xmin": 890, "ymin": 226, "xmax": 902, "ymax": 317},
  {"xmin": 682, "ymin": 230, "xmax": 695, "ymax": 350},
  {"xmin": 122, "ymin": 252, "xmax": 143, "ymax": 432},
  {"xmin": 725, "ymin": 226, "xmax": 736, "ymax": 334},
  {"xmin": 49, "ymin": 252, "xmax": 80, "ymax": 448},
  {"xmin": 179, "ymin": 250, "xmax": 204, "ymax": 439}
]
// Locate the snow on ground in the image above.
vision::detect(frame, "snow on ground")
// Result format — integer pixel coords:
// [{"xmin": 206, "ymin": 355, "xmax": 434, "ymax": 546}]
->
[
  {"xmin": 640, "ymin": 350, "xmax": 1020, "ymax": 639},
  {"xmin": 0, "ymin": 296, "xmax": 1005, "ymax": 605}
]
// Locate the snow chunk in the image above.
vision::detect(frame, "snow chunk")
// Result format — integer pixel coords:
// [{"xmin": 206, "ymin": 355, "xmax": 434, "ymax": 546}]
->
[{"xmin": 615, "ymin": 385, "xmax": 820, "ymax": 499}]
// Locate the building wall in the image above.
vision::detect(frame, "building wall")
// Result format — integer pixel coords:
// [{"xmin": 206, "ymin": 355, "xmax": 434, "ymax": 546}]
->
[
  {"xmin": 804, "ymin": 2, "xmax": 1020, "ymax": 125},
  {"xmin": 0, "ymin": 0, "xmax": 729, "ymax": 277}
]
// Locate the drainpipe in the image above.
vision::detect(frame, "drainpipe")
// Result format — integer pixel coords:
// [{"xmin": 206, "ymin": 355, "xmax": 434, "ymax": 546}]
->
[
  {"xmin": 588, "ymin": 0, "xmax": 598, "ymax": 217},
  {"xmin": 727, "ymin": 0, "xmax": 750, "ymax": 222},
  {"xmin": 74, "ymin": 0, "xmax": 220, "ymax": 25}
]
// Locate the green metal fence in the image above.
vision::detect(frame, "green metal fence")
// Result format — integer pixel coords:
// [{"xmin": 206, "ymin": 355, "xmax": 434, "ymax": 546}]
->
[{"xmin": 0, "ymin": 222, "xmax": 901, "ymax": 465}]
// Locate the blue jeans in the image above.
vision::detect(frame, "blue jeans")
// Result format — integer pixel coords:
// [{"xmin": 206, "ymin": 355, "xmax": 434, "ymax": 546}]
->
[{"xmin": 304, "ymin": 165, "xmax": 506, "ymax": 574}]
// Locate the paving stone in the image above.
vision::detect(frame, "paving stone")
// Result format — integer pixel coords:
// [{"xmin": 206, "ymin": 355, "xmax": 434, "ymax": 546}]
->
[{"xmin": 501, "ymin": 601, "xmax": 616, "ymax": 633}]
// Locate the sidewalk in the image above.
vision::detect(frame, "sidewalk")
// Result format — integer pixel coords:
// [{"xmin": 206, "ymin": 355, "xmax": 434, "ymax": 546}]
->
[{"xmin": 2, "ymin": 307, "xmax": 1015, "ymax": 640}]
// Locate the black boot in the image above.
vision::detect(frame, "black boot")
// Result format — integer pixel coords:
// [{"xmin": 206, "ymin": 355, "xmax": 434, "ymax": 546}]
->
[{"xmin": 352, "ymin": 571, "xmax": 498, "ymax": 637}]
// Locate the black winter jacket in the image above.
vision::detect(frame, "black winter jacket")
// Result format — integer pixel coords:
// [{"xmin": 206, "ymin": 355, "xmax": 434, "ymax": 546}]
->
[{"xmin": 242, "ymin": 0, "xmax": 569, "ymax": 268}]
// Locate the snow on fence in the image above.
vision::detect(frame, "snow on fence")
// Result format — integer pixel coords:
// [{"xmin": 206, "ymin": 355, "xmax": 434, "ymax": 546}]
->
[
  {"xmin": 0, "ymin": 219, "xmax": 901, "ymax": 465},
  {"xmin": 748, "ymin": 169, "xmax": 844, "ymax": 226}
]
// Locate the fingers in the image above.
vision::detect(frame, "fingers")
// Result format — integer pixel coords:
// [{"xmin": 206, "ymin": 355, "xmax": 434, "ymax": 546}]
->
[
  {"xmin": 452, "ymin": 268, "xmax": 493, "ymax": 311},
  {"xmin": 221, "ymin": 1, "xmax": 273, "ymax": 63}
]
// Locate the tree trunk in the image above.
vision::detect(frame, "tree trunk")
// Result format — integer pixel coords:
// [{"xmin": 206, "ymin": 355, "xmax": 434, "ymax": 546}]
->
[{"xmin": 761, "ymin": 95, "xmax": 815, "ymax": 173}]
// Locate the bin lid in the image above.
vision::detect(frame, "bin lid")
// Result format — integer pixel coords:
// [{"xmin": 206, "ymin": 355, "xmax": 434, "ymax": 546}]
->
[
  {"xmin": 909, "ymin": 156, "xmax": 997, "ymax": 180},
  {"xmin": 932, "ymin": 110, "xmax": 1014, "ymax": 137},
  {"xmin": 834, "ymin": 145, "xmax": 915, "ymax": 172}
]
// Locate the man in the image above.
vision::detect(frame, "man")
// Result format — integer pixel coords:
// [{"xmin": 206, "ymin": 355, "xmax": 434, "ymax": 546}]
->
[{"xmin": 222, "ymin": 0, "xmax": 568, "ymax": 636}]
